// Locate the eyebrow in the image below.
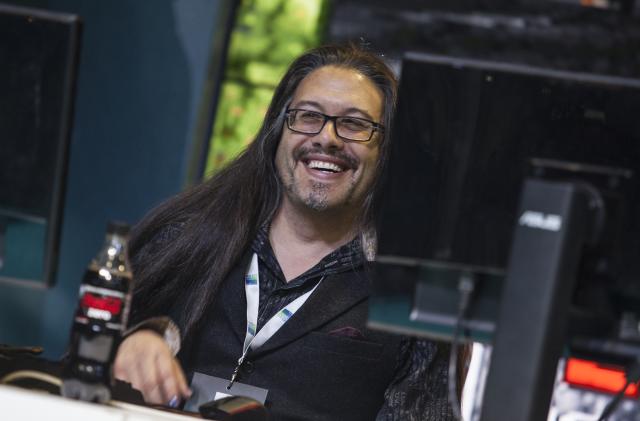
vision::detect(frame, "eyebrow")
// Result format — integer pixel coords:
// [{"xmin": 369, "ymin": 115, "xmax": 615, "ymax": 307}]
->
[{"xmin": 291, "ymin": 100, "xmax": 377, "ymax": 121}]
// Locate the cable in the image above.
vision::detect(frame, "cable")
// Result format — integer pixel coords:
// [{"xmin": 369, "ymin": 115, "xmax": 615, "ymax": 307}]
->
[
  {"xmin": 448, "ymin": 273, "xmax": 476, "ymax": 421},
  {"xmin": 597, "ymin": 379, "xmax": 631, "ymax": 421},
  {"xmin": 0, "ymin": 369, "xmax": 62, "ymax": 388},
  {"xmin": 597, "ymin": 359, "xmax": 640, "ymax": 421}
]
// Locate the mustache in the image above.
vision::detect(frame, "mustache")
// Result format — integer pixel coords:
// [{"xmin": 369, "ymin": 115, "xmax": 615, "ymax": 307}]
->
[{"xmin": 293, "ymin": 146, "xmax": 359, "ymax": 169}]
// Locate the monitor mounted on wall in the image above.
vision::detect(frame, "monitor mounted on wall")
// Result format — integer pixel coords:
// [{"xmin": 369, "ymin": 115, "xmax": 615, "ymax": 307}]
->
[{"xmin": 0, "ymin": 4, "xmax": 81, "ymax": 286}]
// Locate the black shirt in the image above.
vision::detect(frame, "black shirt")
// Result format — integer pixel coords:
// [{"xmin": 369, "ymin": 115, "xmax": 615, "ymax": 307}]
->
[{"xmin": 252, "ymin": 225, "xmax": 363, "ymax": 331}]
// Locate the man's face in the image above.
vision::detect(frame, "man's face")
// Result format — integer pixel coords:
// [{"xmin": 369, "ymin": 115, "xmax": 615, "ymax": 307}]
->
[{"xmin": 275, "ymin": 66, "xmax": 384, "ymax": 214}]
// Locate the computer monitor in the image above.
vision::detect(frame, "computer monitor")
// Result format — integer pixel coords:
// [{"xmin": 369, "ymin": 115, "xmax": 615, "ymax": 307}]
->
[
  {"xmin": 370, "ymin": 51, "xmax": 640, "ymax": 421},
  {"xmin": 0, "ymin": 4, "xmax": 81, "ymax": 285}
]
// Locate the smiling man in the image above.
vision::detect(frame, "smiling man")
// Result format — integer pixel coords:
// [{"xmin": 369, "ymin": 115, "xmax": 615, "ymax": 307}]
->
[
  {"xmin": 114, "ymin": 44, "xmax": 458, "ymax": 420},
  {"xmin": 276, "ymin": 67, "xmax": 382, "ymax": 213}
]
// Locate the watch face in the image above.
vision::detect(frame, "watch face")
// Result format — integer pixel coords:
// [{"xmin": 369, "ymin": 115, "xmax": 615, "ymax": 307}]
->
[{"xmin": 163, "ymin": 320, "xmax": 181, "ymax": 355}]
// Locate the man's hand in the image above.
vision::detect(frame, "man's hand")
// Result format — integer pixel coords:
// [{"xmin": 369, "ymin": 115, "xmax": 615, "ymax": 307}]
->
[{"xmin": 114, "ymin": 330, "xmax": 191, "ymax": 406}]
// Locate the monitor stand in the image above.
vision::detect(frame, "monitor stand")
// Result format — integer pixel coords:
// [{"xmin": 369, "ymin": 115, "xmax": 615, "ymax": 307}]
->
[{"xmin": 479, "ymin": 177, "xmax": 600, "ymax": 421}]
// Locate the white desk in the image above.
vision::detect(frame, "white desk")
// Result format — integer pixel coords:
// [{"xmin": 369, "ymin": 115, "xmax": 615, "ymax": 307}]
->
[{"xmin": 0, "ymin": 384, "xmax": 204, "ymax": 421}]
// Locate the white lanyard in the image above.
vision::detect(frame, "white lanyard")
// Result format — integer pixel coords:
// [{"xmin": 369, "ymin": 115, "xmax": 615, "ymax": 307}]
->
[{"xmin": 228, "ymin": 253, "xmax": 322, "ymax": 388}]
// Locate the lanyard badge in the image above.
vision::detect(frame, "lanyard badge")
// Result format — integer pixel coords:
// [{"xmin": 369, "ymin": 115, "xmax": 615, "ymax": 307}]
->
[{"xmin": 228, "ymin": 253, "xmax": 323, "ymax": 389}]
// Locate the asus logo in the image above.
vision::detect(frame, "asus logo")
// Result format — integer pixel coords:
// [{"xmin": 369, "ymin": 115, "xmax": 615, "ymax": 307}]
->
[{"xmin": 518, "ymin": 211, "xmax": 562, "ymax": 232}]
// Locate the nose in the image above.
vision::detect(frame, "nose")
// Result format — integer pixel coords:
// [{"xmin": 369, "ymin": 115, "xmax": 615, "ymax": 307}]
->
[{"xmin": 312, "ymin": 119, "xmax": 344, "ymax": 150}]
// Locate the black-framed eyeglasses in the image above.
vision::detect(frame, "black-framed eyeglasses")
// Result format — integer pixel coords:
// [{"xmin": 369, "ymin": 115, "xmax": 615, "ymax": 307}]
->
[{"xmin": 285, "ymin": 108, "xmax": 384, "ymax": 143}]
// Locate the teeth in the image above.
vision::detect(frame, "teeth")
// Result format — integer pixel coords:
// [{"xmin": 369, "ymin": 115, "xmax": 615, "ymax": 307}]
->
[{"xmin": 307, "ymin": 160, "xmax": 344, "ymax": 173}]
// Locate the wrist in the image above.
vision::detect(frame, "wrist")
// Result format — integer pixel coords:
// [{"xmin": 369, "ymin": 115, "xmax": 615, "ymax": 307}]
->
[{"xmin": 123, "ymin": 316, "xmax": 181, "ymax": 356}]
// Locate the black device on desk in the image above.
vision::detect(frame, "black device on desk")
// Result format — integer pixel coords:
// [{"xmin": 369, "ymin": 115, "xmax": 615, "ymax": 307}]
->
[{"xmin": 370, "ymin": 52, "xmax": 640, "ymax": 421}]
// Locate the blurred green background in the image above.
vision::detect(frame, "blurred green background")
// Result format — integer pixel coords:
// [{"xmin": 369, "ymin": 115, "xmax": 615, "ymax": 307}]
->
[{"xmin": 205, "ymin": 0, "xmax": 329, "ymax": 176}]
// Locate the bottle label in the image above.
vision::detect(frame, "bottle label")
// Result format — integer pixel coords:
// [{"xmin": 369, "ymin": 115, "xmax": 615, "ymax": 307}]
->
[{"xmin": 75, "ymin": 284, "xmax": 127, "ymax": 331}]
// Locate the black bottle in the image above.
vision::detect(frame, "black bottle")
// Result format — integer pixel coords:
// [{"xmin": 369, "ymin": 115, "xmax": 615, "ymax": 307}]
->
[{"xmin": 62, "ymin": 221, "xmax": 134, "ymax": 402}]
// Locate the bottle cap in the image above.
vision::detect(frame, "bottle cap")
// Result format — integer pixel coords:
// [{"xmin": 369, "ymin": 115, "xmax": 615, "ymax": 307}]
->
[{"xmin": 107, "ymin": 220, "xmax": 130, "ymax": 236}]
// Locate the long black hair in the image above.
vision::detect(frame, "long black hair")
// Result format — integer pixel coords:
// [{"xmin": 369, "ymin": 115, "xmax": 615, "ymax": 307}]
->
[{"xmin": 128, "ymin": 44, "xmax": 398, "ymax": 339}]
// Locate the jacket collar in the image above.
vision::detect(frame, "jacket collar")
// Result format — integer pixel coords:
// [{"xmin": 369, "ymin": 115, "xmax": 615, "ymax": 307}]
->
[{"xmin": 249, "ymin": 267, "xmax": 370, "ymax": 356}]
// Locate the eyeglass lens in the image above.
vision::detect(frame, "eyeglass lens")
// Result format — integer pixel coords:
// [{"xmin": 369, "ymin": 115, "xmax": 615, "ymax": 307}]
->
[{"xmin": 288, "ymin": 110, "xmax": 375, "ymax": 141}]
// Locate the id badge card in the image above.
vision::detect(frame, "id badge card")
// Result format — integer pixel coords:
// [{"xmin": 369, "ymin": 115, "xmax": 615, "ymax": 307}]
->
[{"xmin": 184, "ymin": 371, "xmax": 269, "ymax": 412}]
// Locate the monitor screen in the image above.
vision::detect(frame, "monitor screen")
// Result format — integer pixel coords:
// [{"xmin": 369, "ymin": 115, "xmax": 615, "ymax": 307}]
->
[
  {"xmin": 0, "ymin": 4, "xmax": 81, "ymax": 285},
  {"xmin": 378, "ymin": 51, "xmax": 640, "ymax": 275}
]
